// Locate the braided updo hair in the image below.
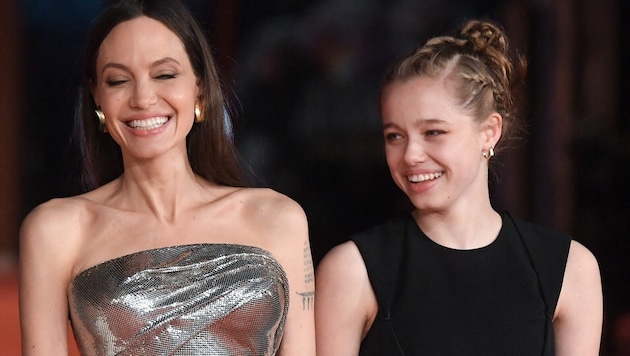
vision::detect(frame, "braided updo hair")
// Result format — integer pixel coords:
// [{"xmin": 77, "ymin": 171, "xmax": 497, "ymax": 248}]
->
[{"xmin": 383, "ymin": 20, "xmax": 527, "ymax": 154}]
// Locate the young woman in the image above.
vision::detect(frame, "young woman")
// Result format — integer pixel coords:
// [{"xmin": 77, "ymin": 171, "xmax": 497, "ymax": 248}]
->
[
  {"xmin": 315, "ymin": 20, "xmax": 602, "ymax": 355},
  {"xmin": 19, "ymin": 1, "xmax": 315, "ymax": 355}
]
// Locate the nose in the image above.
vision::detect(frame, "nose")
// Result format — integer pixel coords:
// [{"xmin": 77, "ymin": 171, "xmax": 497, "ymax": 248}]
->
[
  {"xmin": 404, "ymin": 139, "xmax": 427, "ymax": 166},
  {"xmin": 129, "ymin": 78, "xmax": 157, "ymax": 109}
]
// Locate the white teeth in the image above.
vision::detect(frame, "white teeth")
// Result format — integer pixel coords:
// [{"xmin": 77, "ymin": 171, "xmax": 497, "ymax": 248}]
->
[
  {"xmin": 127, "ymin": 117, "xmax": 169, "ymax": 130},
  {"xmin": 408, "ymin": 172, "xmax": 443, "ymax": 183}
]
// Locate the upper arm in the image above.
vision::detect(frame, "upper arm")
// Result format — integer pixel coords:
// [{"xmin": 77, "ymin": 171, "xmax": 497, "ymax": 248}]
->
[
  {"xmin": 315, "ymin": 241, "xmax": 377, "ymax": 356},
  {"xmin": 19, "ymin": 202, "xmax": 78, "ymax": 355},
  {"xmin": 261, "ymin": 195, "xmax": 315, "ymax": 356},
  {"xmin": 553, "ymin": 240, "xmax": 603, "ymax": 356}
]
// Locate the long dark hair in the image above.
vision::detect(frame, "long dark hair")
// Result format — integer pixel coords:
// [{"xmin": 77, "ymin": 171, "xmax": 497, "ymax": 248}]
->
[{"xmin": 74, "ymin": 0, "xmax": 247, "ymax": 191}]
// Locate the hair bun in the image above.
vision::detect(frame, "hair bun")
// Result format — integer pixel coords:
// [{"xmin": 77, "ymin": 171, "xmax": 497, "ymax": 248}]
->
[{"xmin": 459, "ymin": 20, "xmax": 508, "ymax": 55}]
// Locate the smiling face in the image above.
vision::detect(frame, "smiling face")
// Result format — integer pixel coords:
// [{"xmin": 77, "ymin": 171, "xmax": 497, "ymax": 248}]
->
[
  {"xmin": 381, "ymin": 75, "xmax": 500, "ymax": 214},
  {"xmin": 92, "ymin": 16, "xmax": 200, "ymax": 161}
]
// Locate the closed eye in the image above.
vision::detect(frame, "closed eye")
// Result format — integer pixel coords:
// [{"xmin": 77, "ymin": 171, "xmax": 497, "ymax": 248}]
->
[
  {"xmin": 106, "ymin": 79, "xmax": 127, "ymax": 87},
  {"xmin": 155, "ymin": 73, "xmax": 177, "ymax": 80}
]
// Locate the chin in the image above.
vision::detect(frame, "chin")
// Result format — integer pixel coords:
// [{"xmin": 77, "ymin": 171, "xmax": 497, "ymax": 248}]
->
[{"xmin": 407, "ymin": 196, "xmax": 445, "ymax": 212}]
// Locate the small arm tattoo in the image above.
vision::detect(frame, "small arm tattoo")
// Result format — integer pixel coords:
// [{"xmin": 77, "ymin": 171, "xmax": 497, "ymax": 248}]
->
[
  {"xmin": 297, "ymin": 290, "xmax": 315, "ymax": 310},
  {"xmin": 298, "ymin": 240, "xmax": 315, "ymax": 310}
]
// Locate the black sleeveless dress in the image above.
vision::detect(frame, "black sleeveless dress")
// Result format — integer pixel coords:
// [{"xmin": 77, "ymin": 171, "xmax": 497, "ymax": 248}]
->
[{"xmin": 352, "ymin": 212, "xmax": 570, "ymax": 356}]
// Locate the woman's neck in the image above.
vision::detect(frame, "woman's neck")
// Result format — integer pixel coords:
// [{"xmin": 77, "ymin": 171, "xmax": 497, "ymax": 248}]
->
[{"xmin": 106, "ymin": 156, "xmax": 212, "ymax": 222}]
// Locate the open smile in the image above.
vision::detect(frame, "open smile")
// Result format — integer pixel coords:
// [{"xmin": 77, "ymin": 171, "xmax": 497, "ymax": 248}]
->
[
  {"xmin": 126, "ymin": 116, "xmax": 170, "ymax": 130},
  {"xmin": 408, "ymin": 171, "xmax": 443, "ymax": 183}
]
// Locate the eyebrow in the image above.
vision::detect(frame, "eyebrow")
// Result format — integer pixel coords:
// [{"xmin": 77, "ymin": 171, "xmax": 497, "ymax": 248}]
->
[
  {"xmin": 416, "ymin": 118, "xmax": 448, "ymax": 125},
  {"xmin": 101, "ymin": 57, "xmax": 182, "ymax": 74},
  {"xmin": 382, "ymin": 118, "xmax": 448, "ymax": 130},
  {"xmin": 382, "ymin": 122, "xmax": 397, "ymax": 130}
]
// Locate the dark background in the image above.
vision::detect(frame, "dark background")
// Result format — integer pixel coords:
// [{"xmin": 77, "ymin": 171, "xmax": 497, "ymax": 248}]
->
[{"xmin": 1, "ymin": 0, "xmax": 628, "ymax": 354}]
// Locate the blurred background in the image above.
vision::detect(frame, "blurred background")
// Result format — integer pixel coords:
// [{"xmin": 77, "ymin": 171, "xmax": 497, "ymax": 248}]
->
[{"xmin": 1, "ymin": 0, "xmax": 628, "ymax": 354}]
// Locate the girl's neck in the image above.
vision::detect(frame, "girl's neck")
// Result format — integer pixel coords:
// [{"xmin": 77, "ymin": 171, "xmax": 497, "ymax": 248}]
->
[{"xmin": 412, "ymin": 204, "xmax": 502, "ymax": 250}]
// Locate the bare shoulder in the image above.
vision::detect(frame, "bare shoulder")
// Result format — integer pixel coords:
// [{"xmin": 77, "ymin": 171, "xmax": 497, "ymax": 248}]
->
[
  {"xmin": 316, "ymin": 240, "xmax": 376, "ymax": 352},
  {"xmin": 568, "ymin": 240, "xmax": 598, "ymax": 262},
  {"xmin": 19, "ymin": 196, "xmax": 97, "ymax": 268},
  {"xmin": 316, "ymin": 240, "xmax": 373, "ymax": 312},
  {"xmin": 317, "ymin": 240, "xmax": 368, "ymax": 284},
  {"xmin": 220, "ymin": 187, "xmax": 309, "ymax": 263},
  {"xmin": 19, "ymin": 196, "xmax": 92, "ymax": 293},
  {"xmin": 232, "ymin": 187, "xmax": 307, "ymax": 233},
  {"xmin": 557, "ymin": 239, "xmax": 602, "ymax": 316},
  {"xmin": 21, "ymin": 197, "xmax": 87, "ymax": 242},
  {"xmin": 239, "ymin": 187, "xmax": 305, "ymax": 215},
  {"xmin": 553, "ymin": 240, "xmax": 603, "ymax": 355},
  {"xmin": 563, "ymin": 240, "xmax": 601, "ymax": 286},
  {"xmin": 319, "ymin": 241, "xmax": 364, "ymax": 266}
]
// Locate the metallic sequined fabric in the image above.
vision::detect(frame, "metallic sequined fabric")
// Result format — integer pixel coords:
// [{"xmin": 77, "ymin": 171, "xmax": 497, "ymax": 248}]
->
[{"xmin": 68, "ymin": 244, "xmax": 289, "ymax": 356}]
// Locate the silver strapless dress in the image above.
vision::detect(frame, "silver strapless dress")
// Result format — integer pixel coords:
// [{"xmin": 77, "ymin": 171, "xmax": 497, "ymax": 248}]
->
[{"xmin": 68, "ymin": 244, "xmax": 289, "ymax": 356}]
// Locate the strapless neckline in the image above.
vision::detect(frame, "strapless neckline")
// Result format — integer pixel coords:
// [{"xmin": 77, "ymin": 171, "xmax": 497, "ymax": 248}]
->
[
  {"xmin": 68, "ymin": 243, "xmax": 289, "ymax": 355},
  {"xmin": 72, "ymin": 243, "xmax": 278, "ymax": 283}
]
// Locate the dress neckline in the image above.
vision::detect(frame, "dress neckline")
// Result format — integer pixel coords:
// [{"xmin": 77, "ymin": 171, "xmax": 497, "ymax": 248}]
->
[
  {"xmin": 71, "ymin": 243, "xmax": 276, "ymax": 283},
  {"xmin": 406, "ymin": 212, "xmax": 508, "ymax": 252}
]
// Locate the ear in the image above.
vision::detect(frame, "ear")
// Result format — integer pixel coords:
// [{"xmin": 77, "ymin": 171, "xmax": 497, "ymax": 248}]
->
[
  {"xmin": 196, "ymin": 78, "xmax": 204, "ymax": 97},
  {"xmin": 481, "ymin": 112, "xmax": 502, "ymax": 148}
]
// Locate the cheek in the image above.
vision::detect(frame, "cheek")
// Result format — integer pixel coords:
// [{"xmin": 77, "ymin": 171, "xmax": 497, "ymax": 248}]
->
[
  {"xmin": 170, "ymin": 87, "xmax": 197, "ymax": 108},
  {"xmin": 96, "ymin": 89, "xmax": 128, "ymax": 110},
  {"xmin": 384, "ymin": 145, "xmax": 401, "ymax": 168}
]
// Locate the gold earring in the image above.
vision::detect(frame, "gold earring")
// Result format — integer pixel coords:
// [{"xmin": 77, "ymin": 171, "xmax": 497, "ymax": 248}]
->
[
  {"xmin": 95, "ymin": 108, "xmax": 107, "ymax": 132},
  {"xmin": 483, "ymin": 145, "xmax": 495, "ymax": 159},
  {"xmin": 194, "ymin": 102, "xmax": 204, "ymax": 123}
]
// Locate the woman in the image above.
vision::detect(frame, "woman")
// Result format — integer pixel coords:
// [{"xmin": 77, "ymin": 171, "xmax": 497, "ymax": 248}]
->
[
  {"xmin": 19, "ymin": 0, "xmax": 315, "ymax": 355},
  {"xmin": 315, "ymin": 20, "xmax": 602, "ymax": 355}
]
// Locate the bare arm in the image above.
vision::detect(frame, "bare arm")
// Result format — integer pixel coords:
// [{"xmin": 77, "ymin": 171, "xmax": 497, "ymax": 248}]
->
[
  {"xmin": 553, "ymin": 240, "xmax": 603, "ymax": 355},
  {"xmin": 315, "ymin": 241, "xmax": 377, "ymax": 356},
  {"xmin": 19, "ymin": 201, "xmax": 78, "ymax": 355},
  {"xmin": 261, "ymin": 194, "xmax": 316, "ymax": 355}
]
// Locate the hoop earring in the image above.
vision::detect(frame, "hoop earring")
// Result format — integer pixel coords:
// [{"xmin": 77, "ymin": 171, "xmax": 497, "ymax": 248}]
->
[
  {"xmin": 95, "ymin": 108, "xmax": 107, "ymax": 132},
  {"xmin": 194, "ymin": 102, "xmax": 204, "ymax": 123}
]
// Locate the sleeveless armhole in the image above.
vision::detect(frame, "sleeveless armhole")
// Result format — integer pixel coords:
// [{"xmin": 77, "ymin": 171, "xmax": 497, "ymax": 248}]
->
[
  {"xmin": 505, "ymin": 212, "xmax": 571, "ymax": 355},
  {"xmin": 353, "ymin": 214, "xmax": 570, "ymax": 355},
  {"xmin": 351, "ymin": 218, "xmax": 408, "ymax": 356}
]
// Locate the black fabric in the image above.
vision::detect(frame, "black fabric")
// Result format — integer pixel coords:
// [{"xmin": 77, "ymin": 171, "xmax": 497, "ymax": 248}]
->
[
  {"xmin": 352, "ymin": 212, "xmax": 571, "ymax": 356},
  {"xmin": 351, "ymin": 219, "xmax": 408, "ymax": 355},
  {"xmin": 507, "ymin": 213, "xmax": 571, "ymax": 355}
]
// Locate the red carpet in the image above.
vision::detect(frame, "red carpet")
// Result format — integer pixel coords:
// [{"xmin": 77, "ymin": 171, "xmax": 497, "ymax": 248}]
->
[{"xmin": 0, "ymin": 271, "xmax": 79, "ymax": 356}]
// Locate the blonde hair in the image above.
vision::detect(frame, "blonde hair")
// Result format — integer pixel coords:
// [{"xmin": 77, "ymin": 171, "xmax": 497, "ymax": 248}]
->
[{"xmin": 383, "ymin": 20, "xmax": 527, "ymax": 152}]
